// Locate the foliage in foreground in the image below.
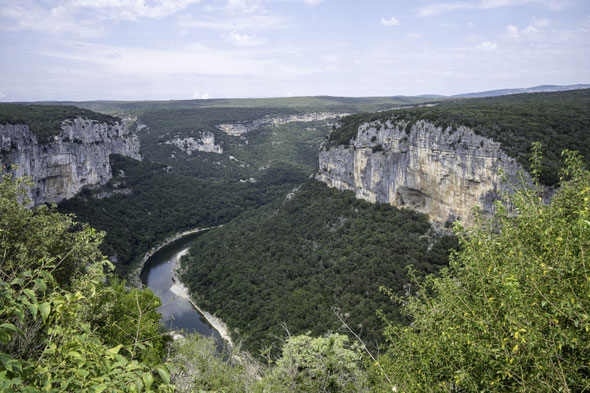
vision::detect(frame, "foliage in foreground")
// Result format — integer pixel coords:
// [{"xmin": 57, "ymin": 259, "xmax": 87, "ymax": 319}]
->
[
  {"xmin": 0, "ymin": 172, "xmax": 174, "ymax": 392},
  {"xmin": 379, "ymin": 149, "xmax": 590, "ymax": 392},
  {"xmin": 169, "ymin": 333, "xmax": 369, "ymax": 393}
]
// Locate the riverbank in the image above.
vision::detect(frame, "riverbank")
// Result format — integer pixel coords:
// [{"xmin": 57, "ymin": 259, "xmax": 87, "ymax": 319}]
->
[
  {"xmin": 170, "ymin": 249, "xmax": 234, "ymax": 348},
  {"xmin": 130, "ymin": 226, "xmax": 221, "ymax": 288}
]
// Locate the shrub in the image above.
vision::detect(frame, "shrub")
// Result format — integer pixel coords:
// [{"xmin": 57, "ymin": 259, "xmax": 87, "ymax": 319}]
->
[{"xmin": 378, "ymin": 148, "xmax": 590, "ymax": 392}]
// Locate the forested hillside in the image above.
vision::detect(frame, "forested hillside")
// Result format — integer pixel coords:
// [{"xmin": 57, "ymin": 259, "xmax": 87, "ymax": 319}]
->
[
  {"xmin": 328, "ymin": 89, "xmax": 590, "ymax": 185},
  {"xmin": 57, "ymin": 96, "xmax": 436, "ymax": 274},
  {"xmin": 2, "ymin": 148, "xmax": 588, "ymax": 392},
  {"xmin": 181, "ymin": 180, "xmax": 457, "ymax": 355},
  {"xmin": 59, "ymin": 154, "xmax": 311, "ymax": 275}
]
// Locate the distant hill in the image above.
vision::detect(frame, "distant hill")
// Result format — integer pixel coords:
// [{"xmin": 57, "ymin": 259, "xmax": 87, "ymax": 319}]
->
[{"xmin": 452, "ymin": 84, "xmax": 590, "ymax": 98}]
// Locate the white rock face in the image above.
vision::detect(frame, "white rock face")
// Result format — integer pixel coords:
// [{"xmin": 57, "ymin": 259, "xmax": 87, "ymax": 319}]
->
[
  {"xmin": 217, "ymin": 112, "xmax": 350, "ymax": 136},
  {"xmin": 316, "ymin": 120, "xmax": 528, "ymax": 226},
  {"xmin": 165, "ymin": 132, "xmax": 222, "ymax": 155},
  {"xmin": 0, "ymin": 117, "xmax": 141, "ymax": 206}
]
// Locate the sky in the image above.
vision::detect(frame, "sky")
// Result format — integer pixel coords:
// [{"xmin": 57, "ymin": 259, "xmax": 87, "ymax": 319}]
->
[{"xmin": 0, "ymin": 0, "xmax": 589, "ymax": 101}]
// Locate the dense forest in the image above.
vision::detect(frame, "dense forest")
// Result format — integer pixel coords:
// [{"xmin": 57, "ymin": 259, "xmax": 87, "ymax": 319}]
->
[
  {"xmin": 59, "ymin": 155, "xmax": 309, "ymax": 276},
  {"xmin": 0, "ymin": 103, "xmax": 118, "ymax": 143},
  {"xmin": 2, "ymin": 151, "xmax": 587, "ymax": 392},
  {"xmin": 327, "ymin": 89, "xmax": 590, "ymax": 185},
  {"xmin": 180, "ymin": 180, "xmax": 457, "ymax": 356},
  {"xmin": 58, "ymin": 96, "xmax": 438, "ymax": 273}
]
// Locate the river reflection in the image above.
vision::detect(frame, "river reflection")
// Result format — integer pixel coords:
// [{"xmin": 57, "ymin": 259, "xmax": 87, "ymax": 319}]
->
[{"xmin": 140, "ymin": 232, "xmax": 223, "ymax": 345}]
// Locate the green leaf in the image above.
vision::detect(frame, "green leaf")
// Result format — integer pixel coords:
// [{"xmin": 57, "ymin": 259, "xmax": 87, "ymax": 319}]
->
[
  {"xmin": 142, "ymin": 373, "xmax": 153, "ymax": 391},
  {"xmin": 94, "ymin": 383, "xmax": 108, "ymax": 393},
  {"xmin": 156, "ymin": 367, "xmax": 170, "ymax": 385},
  {"xmin": 34, "ymin": 279, "xmax": 47, "ymax": 292},
  {"xmin": 0, "ymin": 323, "xmax": 24, "ymax": 338},
  {"xmin": 106, "ymin": 344, "xmax": 123, "ymax": 356},
  {"xmin": 27, "ymin": 303, "xmax": 38, "ymax": 320},
  {"xmin": 13, "ymin": 308, "xmax": 24, "ymax": 323},
  {"xmin": 39, "ymin": 302, "xmax": 50, "ymax": 321},
  {"xmin": 68, "ymin": 351, "xmax": 82, "ymax": 360},
  {"xmin": 22, "ymin": 288, "xmax": 37, "ymax": 304}
]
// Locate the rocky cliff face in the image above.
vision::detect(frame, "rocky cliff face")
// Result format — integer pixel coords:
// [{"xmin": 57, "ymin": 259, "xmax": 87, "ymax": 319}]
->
[
  {"xmin": 316, "ymin": 120, "xmax": 527, "ymax": 226},
  {"xmin": 165, "ymin": 132, "xmax": 223, "ymax": 155},
  {"xmin": 217, "ymin": 112, "xmax": 350, "ymax": 136},
  {"xmin": 0, "ymin": 117, "xmax": 141, "ymax": 206}
]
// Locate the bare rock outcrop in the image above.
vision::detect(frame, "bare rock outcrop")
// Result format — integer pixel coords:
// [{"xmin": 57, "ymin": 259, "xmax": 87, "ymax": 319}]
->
[
  {"xmin": 316, "ymin": 119, "xmax": 527, "ymax": 226},
  {"xmin": 0, "ymin": 117, "xmax": 140, "ymax": 206}
]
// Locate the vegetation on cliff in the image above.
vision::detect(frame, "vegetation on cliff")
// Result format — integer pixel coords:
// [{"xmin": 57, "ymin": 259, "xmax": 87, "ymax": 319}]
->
[
  {"xmin": 328, "ymin": 89, "xmax": 590, "ymax": 185},
  {"xmin": 0, "ymin": 104, "xmax": 118, "ymax": 144},
  {"xmin": 375, "ymin": 148, "xmax": 590, "ymax": 392},
  {"xmin": 1, "ymin": 140, "xmax": 588, "ymax": 392},
  {"xmin": 181, "ymin": 180, "xmax": 457, "ymax": 356},
  {"xmin": 54, "ymin": 96, "xmax": 437, "ymax": 272}
]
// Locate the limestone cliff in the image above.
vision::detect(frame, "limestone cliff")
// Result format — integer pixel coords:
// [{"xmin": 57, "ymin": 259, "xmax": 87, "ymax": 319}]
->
[
  {"xmin": 0, "ymin": 117, "xmax": 140, "ymax": 206},
  {"xmin": 165, "ymin": 132, "xmax": 223, "ymax": 155},
  {"xmin": 217, "ymin": 112, "xmax": 349, "ymax": 136},
  {"xmin": 316, "ymin": 119, "xmax": 527, "ymax": 226}
]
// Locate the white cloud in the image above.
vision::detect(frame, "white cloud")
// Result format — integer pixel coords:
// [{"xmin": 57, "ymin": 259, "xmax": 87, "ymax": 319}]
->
[
  {"xmin": 303, "ymin": 0, "xmax": 323, "ymax": 5},
  {"xmin": 219, "ymin": 0, "xmax": 264, "ymax": 13},
  {"xmin": 177, "ymin": 0, "xmax": 290, "ymax": 31},
  {"xmin": 0, "ymin": 0, "xmax": 201, "ymax": 35},
  {"xmin": 178, "ymin": 14, "xmax": 287, "ymax": 30},
  {"xmin": 192, "ymin": 91, "xmax": 210, "ymax": 99},
  {"xmin": 71, "ymin": 0, "xmax": 201, "ymax": 19},
  {"xmin": 406, "ymin": 32, "xmax": 422, "ymax": 39},
  {"xmin": 476, "ymin": 41, "xmax": 498, "ymax": 51},
  {"xmin": 380, "ymin": 16, "xmax": 400, "ymax": 26},
  {"xmin": 417, "ymin": 0, "xmax": 571, "ymax": 17},
  {"xmin": 505, "ymin": 24, "xmax": 519, "ymax": 39},
  {"xmin": 39, "ymin": 40, "xmax": 317, "ymax": 80},
  {"xmin": 227, "ymin": 31, "xmax": 267, "ymax": 46},
  {"xmin": 504, "ymin": 17, "xmax": 551, "ymax": 40}
]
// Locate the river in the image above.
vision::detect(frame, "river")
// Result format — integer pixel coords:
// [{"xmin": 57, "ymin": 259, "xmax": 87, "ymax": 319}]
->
[{"xmin": 139, "ymin": 232, "xmax": 224, "ymax": 346}]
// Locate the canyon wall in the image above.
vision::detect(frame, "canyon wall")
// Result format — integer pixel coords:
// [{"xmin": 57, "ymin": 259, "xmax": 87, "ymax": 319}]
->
[
  {"xmin": 0, "ymin": 117, "xmax": 140, "ymax": 206},
  {"xmin": 316, "ymin": 119, "xmax": 527, "ymax": 225}
]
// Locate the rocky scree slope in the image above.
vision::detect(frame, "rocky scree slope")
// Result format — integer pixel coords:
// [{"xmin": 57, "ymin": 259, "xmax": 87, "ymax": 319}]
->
[{"xmin": 1, "ymin": 116, "xmax": 140, "ymax": 206}]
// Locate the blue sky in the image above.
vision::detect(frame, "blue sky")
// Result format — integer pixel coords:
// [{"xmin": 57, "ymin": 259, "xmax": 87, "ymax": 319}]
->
[{"xmin": 0, "ymin": 0, "xmax": 588, "ymax": 101}]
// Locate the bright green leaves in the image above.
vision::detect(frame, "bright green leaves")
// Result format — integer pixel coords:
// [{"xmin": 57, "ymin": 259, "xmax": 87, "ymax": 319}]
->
[
  {"xmin": 0, "ymin": 171, "xmax": 175, "ymax": 393},
  {"xmin": 378, "ymin": 148, "xmax": 590, "ymax": 392},
  {"xmin": 156, "ymin": 366, "xmax": 170, "ymax": 385},
  {"xmin": 266, "ymin": 333, "xmax": 369, "ymax": 392},
  {"xmin": 38, "ymin": 303, "xmax": 50, "ymax": 321}
]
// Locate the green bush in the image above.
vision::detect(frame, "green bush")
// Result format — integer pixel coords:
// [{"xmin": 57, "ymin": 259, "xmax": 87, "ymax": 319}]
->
[
  {"xmin": 0, "ymin": 172, "xmax": 174, "ymax": 392},
  {"xmin": 378, "ymin": 148, "xmax": 590, "ymax": 392}
]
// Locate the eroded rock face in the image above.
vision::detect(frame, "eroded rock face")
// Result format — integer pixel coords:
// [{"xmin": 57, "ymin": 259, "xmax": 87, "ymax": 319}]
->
[
  {"xmin": 0, "ymin": 117, "xmax": 140, "ymax": 206},
  {"xmin": 316, "ymin": 120, "xmax": 527, "ymax": 226},
  {"xmin": 165, "ymin": 132, "xmax": 222, "ymax": 155},
  {"xmin": 217, "ymin": 112, "xmax": 350, "ymax": 136}
]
